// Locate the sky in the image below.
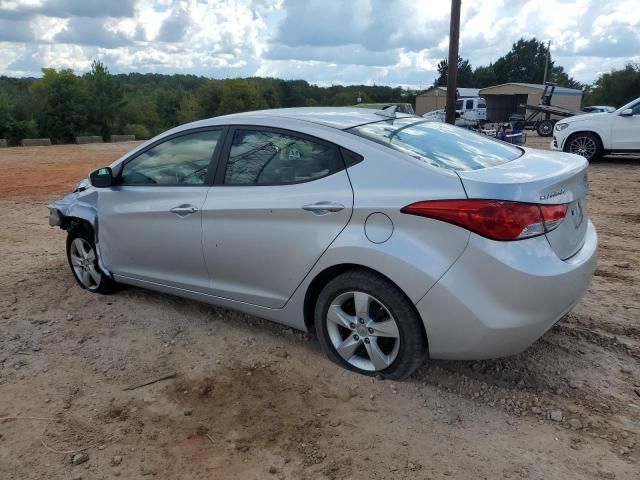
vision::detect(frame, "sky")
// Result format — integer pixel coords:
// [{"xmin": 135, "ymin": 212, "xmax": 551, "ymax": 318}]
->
[{"xmin": 0, "ymin": 0, "xmax": 639, "ymax": 88}]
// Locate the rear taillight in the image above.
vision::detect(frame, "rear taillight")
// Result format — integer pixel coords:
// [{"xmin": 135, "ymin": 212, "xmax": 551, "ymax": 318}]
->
[
  {"xmin": 539, "ymin": 204, "xmax": 568, "ymax": 231},
  {"xmin": 401, "ymin": 200, "xmax": 568, "ymax": 241}
]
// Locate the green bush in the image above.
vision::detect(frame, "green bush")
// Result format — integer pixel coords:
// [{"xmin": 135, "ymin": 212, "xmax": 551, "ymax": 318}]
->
[
  {"xmin": 123, "ymin": 123, "xmax": 151, "ymax": 140},
  {"xmin": 10, "ymin": 119, "xmax": 39, "ymax": 145}
]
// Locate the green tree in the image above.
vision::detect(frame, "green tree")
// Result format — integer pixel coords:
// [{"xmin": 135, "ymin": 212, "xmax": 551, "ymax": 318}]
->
[
  {"xmin": 197, "ymin": 80, "xmax": 223, "ymax": 117},
  {"xmin": 154, "ymin": 88, "xmax": 182, "ymax": 129},
  {"xmin": 0, "ymin": 92, "xmax": 13, "ymax": 139},
  {"xmin": 30, "ymin": 68, "xmax": 88, "ymax": 143},
  {"xmin": 124, "ymin": 123, "xmax": 151, "ymax": 139},
  {"xmin": 491, "ymin": 38, "xmax": 580, "ymax": 88},
  {"xmin": 86, "ymin": 60, "xmax": 124, "ymax": 140},
  {"xmin": 434, "ymin": 56, "xmax": 475, "ymax": 87},
  {"xmin": 584, "ymin": 64, "xmax": 640, "ymax": 107},
  {"xmin": 10, "ymin": 119, "xmax": 38, "ymax": 144},
  {"xmin": 472, "ymin": 65, "xmax": 497, "ymax": 88},
  {"xmin": 216, "ymin": 79, "xmax": 267, "ymax": 115},
  {"xmin": 177, "ymin": 92, "xmax": 201, "ymax": 124},
  {"xmin": 121, "ymin": 91, "xmax": 162, "ymax": 135},
  {"xmin": 334, "ymin": 90, "xmax": 371, "ymax": 105}
]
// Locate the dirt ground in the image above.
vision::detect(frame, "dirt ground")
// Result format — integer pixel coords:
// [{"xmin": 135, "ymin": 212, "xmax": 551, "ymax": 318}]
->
[{"xmin": 0, "ymin": 137, "xmax": 638, "ymax": 480}]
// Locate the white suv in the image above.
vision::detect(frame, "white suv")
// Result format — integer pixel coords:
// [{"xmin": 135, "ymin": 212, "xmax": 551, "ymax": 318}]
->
[{"xmin": 552, "ymin": 97, "xmax": 640, "ymax": 161}]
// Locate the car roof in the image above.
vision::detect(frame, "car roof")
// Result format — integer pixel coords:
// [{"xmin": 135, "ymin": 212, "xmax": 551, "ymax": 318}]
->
[{"xmin": 210, "ymin": 107, "xmax": 415, "ymax": 130}]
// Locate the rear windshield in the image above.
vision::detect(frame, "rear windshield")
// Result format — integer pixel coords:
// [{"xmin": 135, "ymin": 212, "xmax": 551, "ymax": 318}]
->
[{"xmin": 347, "ymin": 118, "xmax": 522, "ymax": 171}]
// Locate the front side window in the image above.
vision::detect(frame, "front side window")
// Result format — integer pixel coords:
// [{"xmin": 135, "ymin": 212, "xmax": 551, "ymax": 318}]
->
[
  {"xmin": 224, "ymin": 129, "xmax": 342, "ymax": 185},
  {"xmin": 120, "ymin": 130, "xmax": 222, "ymax": 185},
  {"xmin": 348, "ymin": 118, "xmax": 522, "ymax": 171}
]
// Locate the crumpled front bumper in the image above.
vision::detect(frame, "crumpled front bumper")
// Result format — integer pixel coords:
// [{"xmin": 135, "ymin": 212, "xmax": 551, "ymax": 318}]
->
[
  {"xmin": 47, "ymin": 184, "xmax": 98, "ymax": 230},
  {"xmin": 48, "ymin": 206, "xmax": 63, "ymax": 226}
]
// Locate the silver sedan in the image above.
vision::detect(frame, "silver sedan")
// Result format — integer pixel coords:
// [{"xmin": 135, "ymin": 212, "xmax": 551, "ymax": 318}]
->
[{"xmin": 49, "ymin": 107, "xmax": 598, "ymax": 379}]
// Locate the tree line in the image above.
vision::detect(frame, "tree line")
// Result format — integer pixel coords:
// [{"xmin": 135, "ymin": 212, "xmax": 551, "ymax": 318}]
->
[
  {"xmin": 1, "ymin": 37, "xmax": 638, "ymax": 145},
  {"xmin": 0, "ymin": 62, "xmax": 414, "ymax": 145}
]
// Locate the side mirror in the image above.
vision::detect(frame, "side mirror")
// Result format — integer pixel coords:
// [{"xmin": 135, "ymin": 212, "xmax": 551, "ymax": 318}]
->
[
  {"xmin": 89, "ymin": 167, "xmax": 113, "ymax": 188},
  {"xmin": 620, "ymin": 109, "xmax": 633, "ymax": 117}
]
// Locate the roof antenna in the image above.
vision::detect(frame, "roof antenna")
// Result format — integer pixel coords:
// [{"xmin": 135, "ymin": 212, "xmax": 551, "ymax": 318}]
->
[{"xmin": 375, "ymin": 105, "xmax": 397, "ymax": 118}]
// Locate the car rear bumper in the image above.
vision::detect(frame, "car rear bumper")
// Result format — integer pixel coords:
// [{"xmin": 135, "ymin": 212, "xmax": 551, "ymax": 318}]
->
[{"xmin": 416, "ymin": 220, "xmax": 597, "ymax": 360}]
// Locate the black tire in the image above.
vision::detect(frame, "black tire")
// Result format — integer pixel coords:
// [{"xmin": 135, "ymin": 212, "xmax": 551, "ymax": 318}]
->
[
  {"xmin": 66, "ymin": 223, "xmax": 117, "ymax": 294},
  {"xmin": 564, "ymin": 132, "xmax": 603, "ymax": 162},
  {"xmin": 314, "ymin": 269, "xmax": 427, "ymax": 380},
  {"xmin": 536, "ymin": 119, "xmax": 554, "ymax": 137}
]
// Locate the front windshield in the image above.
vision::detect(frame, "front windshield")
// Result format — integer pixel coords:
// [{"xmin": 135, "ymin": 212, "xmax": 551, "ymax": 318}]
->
[{"xmin": 347, "ymin": 118, "xmax": 523, "ymax": 171}]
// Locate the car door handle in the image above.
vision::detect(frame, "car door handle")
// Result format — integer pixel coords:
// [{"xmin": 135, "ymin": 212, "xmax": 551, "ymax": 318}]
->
[
  {"xmin": 302, "ymin": 202, "xmax": 345, "ymax": 215},
  {"xmin": 170, "ymin": 205, "xmax": 199, "ymax": 217}
]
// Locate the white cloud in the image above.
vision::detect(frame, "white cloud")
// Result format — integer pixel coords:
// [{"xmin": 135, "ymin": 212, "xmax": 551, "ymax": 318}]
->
[{"xmin": 0, "ymin": 0, "xmax": 638, "ymax": 86}]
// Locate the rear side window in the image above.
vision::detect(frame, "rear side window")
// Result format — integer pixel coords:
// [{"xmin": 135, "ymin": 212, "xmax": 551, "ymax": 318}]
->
[
  {"xmin": 466, "ymin": 100, "xmax": 473, "ymax": 110},
  {"xmin": 348, "ymin": 118, "xmax": 522, "ymax": 171},
  {"xmin": 224, "ymin": 129, "xmax": 343, "ymax": 185},
  {"xmin": 478, "ymin": 103, "xmax": 486, "ymax": 109}
]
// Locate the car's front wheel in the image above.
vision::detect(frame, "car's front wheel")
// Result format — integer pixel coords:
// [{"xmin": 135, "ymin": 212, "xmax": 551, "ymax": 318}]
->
[
  {"xmin": 565, "ymin": 132, "xmax": 602, "ymax": 161},
  {"xmin": 66, "ymin": 224, "xmax": 116, "ymax": 294},
  {"xmin": 314, "ymin": 270, "xmax": 427, "ymax": 379}
]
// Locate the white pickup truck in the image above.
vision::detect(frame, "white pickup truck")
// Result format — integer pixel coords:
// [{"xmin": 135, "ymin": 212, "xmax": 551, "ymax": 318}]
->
[{"xmin": 552, "ymin": 97, "xmax": 640, "ymax": 161}]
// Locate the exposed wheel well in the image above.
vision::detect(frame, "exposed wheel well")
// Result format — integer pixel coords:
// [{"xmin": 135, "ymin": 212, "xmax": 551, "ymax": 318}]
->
[
  {"xmin": 64, "ymin": 216, "xmax": 94, "ymax": 236},
  {"xmin": 302, "ymin": 264, "xmax": 428, "ymax": 346},
  {"xmin": 563, "ymin": 131, "xmax": 604, "ymax": 152}
]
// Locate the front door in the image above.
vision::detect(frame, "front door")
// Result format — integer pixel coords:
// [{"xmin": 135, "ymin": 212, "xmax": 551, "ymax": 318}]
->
[
  {"xmin": 201, "ymin": 127, "xmax": 354, "ymax": 308},
  {"xmin": 611, "ymin": 101, "xmax": 640, "ymax": 150},
  {"xmin": 99, "ymin": 128, "xmax": 224, "ymax": 292}
]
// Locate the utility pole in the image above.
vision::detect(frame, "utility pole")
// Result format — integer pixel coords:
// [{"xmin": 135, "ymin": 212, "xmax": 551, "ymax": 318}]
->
[
  {"xmin": 542, "ymin": 40, "xmax": 551, "ymax": 84},
  {"xmin": 445, "ymin": 0, "xmax": 461, "ymax": 125}
]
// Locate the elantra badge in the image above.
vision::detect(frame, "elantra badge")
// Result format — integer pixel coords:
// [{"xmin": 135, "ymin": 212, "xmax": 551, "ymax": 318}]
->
[{"xmin": 540, "ymin": 189, "xmax": 566, "ymax": 201}]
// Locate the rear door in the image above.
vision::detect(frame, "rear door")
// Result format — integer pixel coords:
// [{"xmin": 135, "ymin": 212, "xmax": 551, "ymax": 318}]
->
[
  {"xmin": 201, "ymin": 126, "xmax": 354, "ymax": 308},
  {"xmin": 99, "ymin": 128, "xmax": 225, "ymax": 292}
]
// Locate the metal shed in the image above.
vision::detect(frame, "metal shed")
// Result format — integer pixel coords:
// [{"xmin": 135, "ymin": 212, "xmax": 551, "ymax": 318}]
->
[
  {"xmin": 415, "ymin": 87, "xmax": 480, "ymax": 115},
  {"xmin": 478, "ymin": 83, "xmax": 583, "ymax": 122}
]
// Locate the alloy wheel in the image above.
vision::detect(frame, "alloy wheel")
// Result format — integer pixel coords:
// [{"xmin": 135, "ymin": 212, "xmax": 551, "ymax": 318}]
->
[
  {"xmin": 537, "ymin": 121, "xmax": 553, "ymax": 136},
  {"xmin": 569, "ymin": 136, "xmax": 596, "ymax": 160},
  {"xmin": 325, "ymin": 291, "xmax": 400, "ymax": 372},
  {"xmin": 69, "ymin": 238, "xmax": 101, "ymax": 290}
]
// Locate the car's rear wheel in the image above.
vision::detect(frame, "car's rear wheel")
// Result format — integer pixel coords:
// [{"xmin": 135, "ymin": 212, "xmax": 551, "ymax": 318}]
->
[
  {"xmin": 66, "ymin": 225, "xmax": 116, "ymax": 294},
  {"xmin": 314, "ymin": 270, "xmax": 427, "ymax": 379},
  {"xmin": 565, "ymin": 132, "xmax": 602, "ymax": 161}
]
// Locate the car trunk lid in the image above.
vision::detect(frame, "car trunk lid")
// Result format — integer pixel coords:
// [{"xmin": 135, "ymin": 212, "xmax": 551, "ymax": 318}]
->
[{"xmin": 456, "ymin": 148, "xmax": 589, "ymax": 260}]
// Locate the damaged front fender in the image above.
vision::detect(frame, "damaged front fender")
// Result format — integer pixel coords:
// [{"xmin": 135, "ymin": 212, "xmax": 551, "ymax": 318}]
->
[
  {"xmin": 47, "ymin": 186, "xmax": 98, "ymax": 230},
  {"xmin": 47, "ymin": 186, "xmax": 113, "ymax": 278}
]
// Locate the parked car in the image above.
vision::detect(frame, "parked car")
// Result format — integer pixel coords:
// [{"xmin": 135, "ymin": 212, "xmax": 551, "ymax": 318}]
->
[
  {"xmin": 421, "ymin": 97, "xmax": 487, "ymax": 128},
  {"xmin": 422, "ymin": 108, "xmax": 446, "ymax": 122},
  {"xmin": 581, "ymin": 106, "xmax": 616, "ymax": 113},
  {"xmin": 49, "ymin": 107, "xmax": 597, "ymax": 379},
  {"xmin": 553, "ymin": 97, "xmax": 640, "ymax": 161},
  {"xmin": 356, "ymin": 103, "xmax": 416, "ymax": 115}
]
